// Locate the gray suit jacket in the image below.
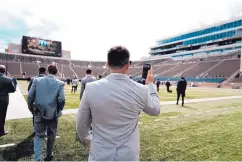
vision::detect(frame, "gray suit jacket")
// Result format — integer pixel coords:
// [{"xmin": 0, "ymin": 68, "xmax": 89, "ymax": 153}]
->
[
  {"xmin": 76, "ymin": 73, "xmax": 160, "ymax": 161},
  {"xmin": 80, "ymin": 75, "xmax": 96, "ymax": 100},
  {"xmin": 28, "ymin": 75, "xmax": 65, "ymax": 120}
]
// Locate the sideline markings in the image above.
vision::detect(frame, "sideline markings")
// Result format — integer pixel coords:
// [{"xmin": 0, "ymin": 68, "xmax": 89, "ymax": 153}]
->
[
  {"xmin": 169, "ymin": 116, "xmax": 177, "ymax": 119},
  {"xmin": 0, "ymin": 143, "xmax": 15, "ymax": 148},
  {"xmin": 154, "ymin": 119, "xmax": 162, "ymax": 122}
]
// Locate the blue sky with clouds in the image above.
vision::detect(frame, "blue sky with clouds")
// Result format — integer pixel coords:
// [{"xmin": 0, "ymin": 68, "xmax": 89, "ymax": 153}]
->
[{"xmin": 1, "ymin": 0, "xmax": 242, "ymax": 61}]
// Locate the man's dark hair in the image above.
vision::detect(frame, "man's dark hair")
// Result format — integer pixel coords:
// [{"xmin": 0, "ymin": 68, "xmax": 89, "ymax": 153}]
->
[
  {"xmin": 86, "ymin": 69, "xmax": 92, "ymax": 74},
  {"xmin": 0, "ymin": 65, "xmax": 6, "ymax": 74},
  {"xmin": 47, "ymin": 64, "xmax": 58, "ymax": 75},
  {"xmin": 108, "ymin": 46, "xmax": 130, "ymax": 69},
  {"xmin": 39, "ymin": 67, "xmax": 46, "ymax": 74},
  {"xmin": 181, "ymin": 77, "xmax": 185, "ymax": 80}
]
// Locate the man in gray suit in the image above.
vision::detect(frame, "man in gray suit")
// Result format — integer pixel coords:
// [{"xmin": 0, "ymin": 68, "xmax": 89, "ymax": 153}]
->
[
  {"xmin": 28, "ymin": 64, "xmax": 65, "ymax": 161},
  {"xmin": 80, "ymin": 69, "xmax": 96, "ymax": 100},
  {"xmin": 76, "ymin": 46, "xmax": 160, "ymax": 161},
  {"xmin": 0, "ymin": 65, "xmax": 17, "ymax": 136}
]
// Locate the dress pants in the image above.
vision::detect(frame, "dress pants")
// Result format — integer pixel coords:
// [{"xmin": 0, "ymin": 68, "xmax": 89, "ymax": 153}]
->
[
  {"xmin": 34, "ymin": 115, "xmax": 58, "ymax": 161},
  {"xmin": 0, "ymin": 100, "xmax": 8, "ymax": 133},
  {"xmin": 71, "ymin": 86, "xmax": 77, "ymax": 93},
  {"xmin": 176, "ymin": 91, "xmax": 185, "ymax": 105}
]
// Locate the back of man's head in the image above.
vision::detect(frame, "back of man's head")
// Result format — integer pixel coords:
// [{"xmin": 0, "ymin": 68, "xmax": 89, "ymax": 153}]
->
[
  {"xmin": 86, "ymin": 69, "xmax": 92, "ymax": 75},
  {"xmin": 47, "ymin": 64, "xmax": 58, "ymax": 75},
  {"xmin": 39, "ymin": 67, "xmax": 46, "ymax": 75},
  {"xmin": 0, "ymin": 65, "xmax": 6, "ymax": 74},
  {"xmin": 107, "ymin": 46, "xmax": 130, "ymax": 69},
  {"xmin": 181, "ymin": 77, "xmax": 185, "ymax": 80}
]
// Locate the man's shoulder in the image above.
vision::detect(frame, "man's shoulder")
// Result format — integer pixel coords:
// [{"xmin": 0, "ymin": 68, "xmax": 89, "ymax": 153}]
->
[
  {"xmin": 57, "ymin": 79, "xmax": 65, "ymax": 85},
  {"xmin": 0, "ymin": 75, "xmax": 12, "ymax": 82},
  {"xmin": 82, "ymin": 76, "xmax": 96, "ymax": 82},
  {"xmin": 85, "ymin": 78, "xmax": 106, "ymax": 89},
  {"xmin": 34, "ymin": 76, "xmax": 45, "ymax": 81}
]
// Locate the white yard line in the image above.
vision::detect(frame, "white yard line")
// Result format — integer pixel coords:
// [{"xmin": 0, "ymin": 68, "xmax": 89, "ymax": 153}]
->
[
  {"xmin": 0, "ymin": 143, "xmax": 15, "ymax": 148},
  {"xmin": 154, "ymin": 119, "xmax": 162, "ymax": 122}
]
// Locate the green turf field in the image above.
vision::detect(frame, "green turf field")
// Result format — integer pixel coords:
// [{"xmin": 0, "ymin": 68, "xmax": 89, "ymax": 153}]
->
[
  {"xmin": 1, "ymin": 98, "xmax": 242, "ymax": 160},
  {"xmin": 19, "ymin": 80, "xmax": 242, "ymax": 109}
]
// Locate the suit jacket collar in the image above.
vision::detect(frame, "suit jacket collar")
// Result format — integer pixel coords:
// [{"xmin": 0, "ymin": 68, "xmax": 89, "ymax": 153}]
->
[
  {"xmin": 106, "ymin": 73, "xmax": 130, "ymax": 80},
  {"xmin": 39, "ymin": 74, "xmax": 45, "ymax": 77},
  {"xmin": 47, "ymin": 74, "xmax": 55, "ymax": 78}
]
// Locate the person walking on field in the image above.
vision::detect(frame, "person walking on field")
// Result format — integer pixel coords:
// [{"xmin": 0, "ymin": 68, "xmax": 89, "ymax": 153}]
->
[{"xmin": 176, "ymin": 77, "xmax": 187, "ymax": 106}]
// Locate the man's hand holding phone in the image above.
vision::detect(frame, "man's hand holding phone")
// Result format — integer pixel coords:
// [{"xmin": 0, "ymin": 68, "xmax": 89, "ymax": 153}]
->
[{"xmin": 146, "ymin": 68, "xmax": 154, "ymax": 84}]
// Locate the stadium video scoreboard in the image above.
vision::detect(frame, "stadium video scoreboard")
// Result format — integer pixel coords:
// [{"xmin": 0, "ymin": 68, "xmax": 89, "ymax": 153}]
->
[{"xmin": 22, "ymin": 36, "xmax": 62, "ymax": 57}]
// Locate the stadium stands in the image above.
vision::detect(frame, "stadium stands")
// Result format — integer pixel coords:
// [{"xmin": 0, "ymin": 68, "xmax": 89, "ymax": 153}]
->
[
  {"xmin": 161, "ymin": 63, "xmax": 196, "ymax": 77},
  {"xmin": 72, "ymin": 66, "xmax": 89, "ymax": 78},
  {"xmin": 7, "ymin": 62, "xmax": 21, "ymax": 77},
  {"xmin": 22, "ymin": 63, "xmax": 39, "ymax": 78},
  {"xmin": 206, "ymin": 59, "xmax": 240, "ymax": 78},
  {"xmin": 181, "ymin": 61, "xmax": 220, "ymax": 77},
  {"xmin": 0, "ymin": 49, "xmax": 241, "ymax": 84},
  {"xmin": 62, "ymin": 66, "xmax": 76, "ymax": 78}
]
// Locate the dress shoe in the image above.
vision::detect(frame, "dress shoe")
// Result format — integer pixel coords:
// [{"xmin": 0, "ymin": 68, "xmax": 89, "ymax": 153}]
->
[
  {"xmin": 0, "ymin": 130, "xmax": 9, "ymax": 137},
  {"xmin": 44, "ymin": 155, "xmax": 53, "ymax": 161}
]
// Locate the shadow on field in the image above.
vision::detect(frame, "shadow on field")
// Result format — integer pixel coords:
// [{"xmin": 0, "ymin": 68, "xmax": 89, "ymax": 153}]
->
[
  {"xmin": 0, "ymin": 133, "xmax": 34, "ymax": 161},
  {"xmin": 182, "ymin": 105, "xmax": 197, "ymax": 110}
]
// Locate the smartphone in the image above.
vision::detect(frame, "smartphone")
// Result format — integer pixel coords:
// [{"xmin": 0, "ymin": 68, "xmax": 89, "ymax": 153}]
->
[{"xmin": 142, "ymin": 63, "xmax": 151, "ymax": 79}]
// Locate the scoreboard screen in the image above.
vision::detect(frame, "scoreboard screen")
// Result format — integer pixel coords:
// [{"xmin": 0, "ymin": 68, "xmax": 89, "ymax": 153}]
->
[{"xmin": 22, "ymin": 36, "xmax": 62, "ymax": 57}]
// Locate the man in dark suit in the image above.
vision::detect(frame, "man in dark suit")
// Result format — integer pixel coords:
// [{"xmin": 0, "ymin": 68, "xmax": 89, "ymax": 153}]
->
[
  {"xmin": 0, "ymin": 65, "xmax": 17, "ymax": 136},
  {"xmin": 28, "ymin": 67, "xmax": 46, "ymax": 91},
  {"xmin": 176, "ymin": 77, "xmax": 187, "ymax": 106},
  {"xmin": 165, "ymin": 81, "xmax": 171, "ymax": 93},
  {"xmin": 156, "ymin": 79, "xmax": 161, "ymax": 92}
]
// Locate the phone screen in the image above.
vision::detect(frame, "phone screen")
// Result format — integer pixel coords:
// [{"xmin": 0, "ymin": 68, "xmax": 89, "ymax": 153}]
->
[{"xmin": 142, "ymin": 64, "xmax": 151, "ymax": 79}]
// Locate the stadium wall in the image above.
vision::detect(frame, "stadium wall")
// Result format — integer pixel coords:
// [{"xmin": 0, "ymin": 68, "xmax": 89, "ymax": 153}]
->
[{"xmin": 8, "ymin": 43, "xmax": 21, "ymax": 53}]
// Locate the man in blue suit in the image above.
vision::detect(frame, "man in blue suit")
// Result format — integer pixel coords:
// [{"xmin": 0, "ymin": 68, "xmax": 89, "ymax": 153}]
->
[
  {"xmin": 28, "ymin": 67, "xmax": 46, "ymax": 135},
  {"xmin": 28, "ymin": 64, "xmax": 65, "ymax": 161}
]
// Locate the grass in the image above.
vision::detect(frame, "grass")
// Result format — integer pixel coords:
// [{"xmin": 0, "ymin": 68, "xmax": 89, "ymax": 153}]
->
[
  {"xmin": 159, "ymin": 86, "xmax": 242, "ymax": 101},
  {"xmin": 19, "ymin": 80, "xmax": 242, "ymax": 109},
  {"xmin": 1, "ymin": 99, "xmax": 242, "ymax": 160}
]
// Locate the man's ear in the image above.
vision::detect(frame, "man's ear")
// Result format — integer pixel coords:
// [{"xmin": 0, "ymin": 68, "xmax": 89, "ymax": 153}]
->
[
  {"xmin": 106, "ymin": 62, "xmax": 110, "ymax": 69},
  {"xmin": 125, "ymin": 63, "xmax": 130, "ymax": 70}
]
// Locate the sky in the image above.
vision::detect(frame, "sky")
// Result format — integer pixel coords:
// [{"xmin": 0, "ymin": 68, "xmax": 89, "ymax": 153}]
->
[{"xmin": 1, "ymin": 0, "xmax": 242, "ymax": 61}]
